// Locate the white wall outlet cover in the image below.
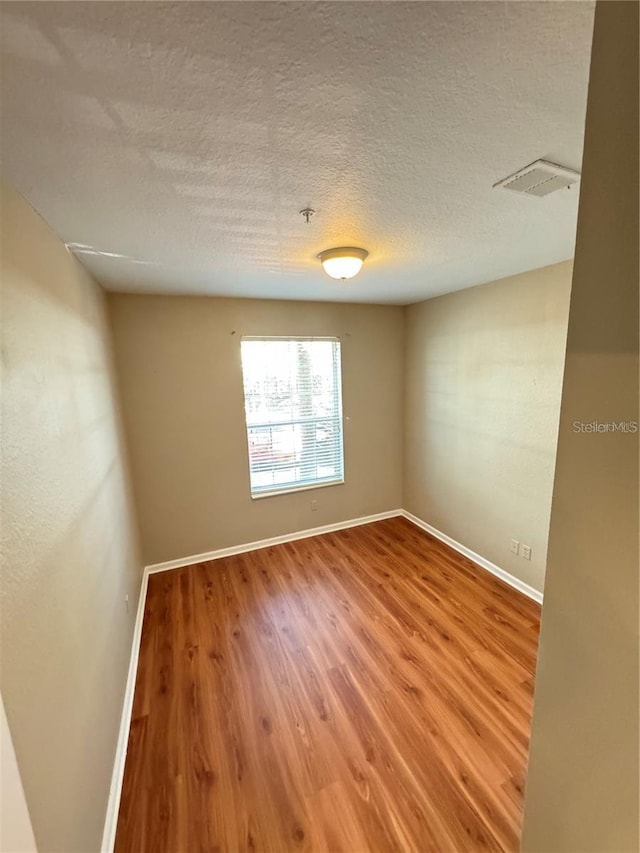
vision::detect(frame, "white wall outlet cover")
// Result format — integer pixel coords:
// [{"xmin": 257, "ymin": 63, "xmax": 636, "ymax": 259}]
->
[{"xmin": 510, "ymin": 538, "xmax": 520, "ymax": 554}]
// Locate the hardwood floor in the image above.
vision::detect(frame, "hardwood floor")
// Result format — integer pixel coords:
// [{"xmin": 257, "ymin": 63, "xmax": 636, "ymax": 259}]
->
[{"xmin": 115, "ymin": 517, "xmax": 540, "ymax": 853}]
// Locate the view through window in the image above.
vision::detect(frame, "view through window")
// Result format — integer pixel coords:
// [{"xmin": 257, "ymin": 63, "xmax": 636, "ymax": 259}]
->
[{"xmin": 240, "ymin": 338, "xmax": 344, "ymax": 497}]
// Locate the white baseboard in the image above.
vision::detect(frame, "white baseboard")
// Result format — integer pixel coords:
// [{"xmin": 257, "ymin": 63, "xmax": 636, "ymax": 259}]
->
[
  {"xmin": 145, "ymin": 509, "xmax": 404, "ymax": 574},
  {"xmin": 401, "ymin": 510, "xmax": 544, "ymax": 604},
  {"xmin": 101, "ymin": 505, "xmax": 541, "ymax": 850},
  {"xmin": 101, "ymin": 568, "xmax": 150, "ymax": 853}
]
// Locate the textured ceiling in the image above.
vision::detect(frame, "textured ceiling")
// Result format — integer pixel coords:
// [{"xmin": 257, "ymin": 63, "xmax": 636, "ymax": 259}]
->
[{"xmin": 0, "ymin": 1, "xmax": 594, "ymax": 304}]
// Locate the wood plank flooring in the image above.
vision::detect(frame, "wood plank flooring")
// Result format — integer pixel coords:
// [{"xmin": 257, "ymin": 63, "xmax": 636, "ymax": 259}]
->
[{"xmin": 115, "ymin": 517, "xmax": 540, "ymax": 853}]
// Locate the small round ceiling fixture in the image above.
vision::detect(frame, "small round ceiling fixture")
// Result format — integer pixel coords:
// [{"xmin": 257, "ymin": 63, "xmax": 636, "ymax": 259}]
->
[{"xmin": 318, "ymin": 247, "xmax": 369, "ymax": 281}]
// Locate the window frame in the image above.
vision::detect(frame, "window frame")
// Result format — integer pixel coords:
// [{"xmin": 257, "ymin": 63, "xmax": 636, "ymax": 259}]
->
[{"xmin": 240, "ymin": 335, "xmax": 345, "ymax": 500}]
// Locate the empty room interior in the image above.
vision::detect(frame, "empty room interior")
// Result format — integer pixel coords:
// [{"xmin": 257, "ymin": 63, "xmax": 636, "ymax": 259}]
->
[{"xmin": 0, "ymin": 2, "xmax": 638, "ymax": 852}]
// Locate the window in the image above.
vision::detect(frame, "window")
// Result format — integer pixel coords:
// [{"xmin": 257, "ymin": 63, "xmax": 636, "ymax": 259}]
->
[{"xmin": 240, "ymin": 337, "xmax": 344, "ymax": 498}]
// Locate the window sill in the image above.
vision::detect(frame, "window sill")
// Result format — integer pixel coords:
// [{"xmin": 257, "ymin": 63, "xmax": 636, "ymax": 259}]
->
[{"xmin": 250, "ymin": 479, "xmax": 345, "ymax": 500}]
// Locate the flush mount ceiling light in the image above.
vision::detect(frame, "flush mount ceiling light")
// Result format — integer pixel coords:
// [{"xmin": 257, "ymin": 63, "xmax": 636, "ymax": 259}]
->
[{"xmin": 318, "ymin": 247, "xmax": 369, "ymax": 281}]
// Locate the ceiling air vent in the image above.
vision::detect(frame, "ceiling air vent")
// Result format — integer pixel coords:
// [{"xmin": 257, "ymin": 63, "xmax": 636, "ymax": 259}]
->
[{"xmin": 493, "ymin": 159, "xmax": 580, "ymax": 198}]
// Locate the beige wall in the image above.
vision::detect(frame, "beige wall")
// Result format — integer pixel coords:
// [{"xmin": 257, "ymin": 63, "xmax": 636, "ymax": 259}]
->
[
  {"xmin": 0, "ymin": 695, "xmax": 37, "ymax": 853},
  {"xmin": 108, "ymin": 295, "xmax": 404, "ymax": 565},
  {"xmin": 522, "ymin": 2, "xmax": 639, "ymax": 850},
  {"xmin": 0, "ymin": 185, "xmax": 142, "ymax": 852},
  {"xmin": 403, "ymin": 261, "xmax": 572, "ymax": 593}
]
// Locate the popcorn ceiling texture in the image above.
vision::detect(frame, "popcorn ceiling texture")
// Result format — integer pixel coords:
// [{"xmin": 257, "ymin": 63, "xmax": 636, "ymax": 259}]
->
[
  {"xmin": 0, "ymin": 184, "xmax": 142, "ymax": 853},
  {"xmin": 0, "ymin": 1, "xmax": 594, "ymax": 304}
]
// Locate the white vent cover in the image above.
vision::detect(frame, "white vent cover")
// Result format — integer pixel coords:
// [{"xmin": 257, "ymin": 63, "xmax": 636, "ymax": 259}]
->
[{"xmin": 493, "ymin": 159, "xmax": 581, "ymax": 198}]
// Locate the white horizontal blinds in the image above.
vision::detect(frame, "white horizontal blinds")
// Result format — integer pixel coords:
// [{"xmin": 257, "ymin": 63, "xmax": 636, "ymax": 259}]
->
[{"xmin": 241, "ymin": 338, "xmax": 344, "ymax": 496}]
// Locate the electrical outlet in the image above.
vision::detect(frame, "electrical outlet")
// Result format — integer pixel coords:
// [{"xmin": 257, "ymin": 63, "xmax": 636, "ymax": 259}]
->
[
  {"xmin": 310, "ymin": 499, "xmax": 318, "ymax": 511},
  {"xmin": 510, "ymin": 538, "xmax": 519, "ymax": 554},
  {"xmin": 520, "ymin": 544, "xmax": 532, "ymax": 560}
]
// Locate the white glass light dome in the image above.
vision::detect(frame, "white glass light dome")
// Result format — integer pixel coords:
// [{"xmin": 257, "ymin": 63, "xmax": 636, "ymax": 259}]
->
[{"xmin": 318, "ymin": 247, "xmax": 369, "ymax": 280}]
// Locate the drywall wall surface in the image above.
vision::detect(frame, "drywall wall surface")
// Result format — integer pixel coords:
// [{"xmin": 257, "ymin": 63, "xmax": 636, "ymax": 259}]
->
[
  {"xmin": 0, "ymin": 184, "xmax": 142, "ymax": 852},
  {"xmin": 404, "ymin": 261, "xmax": 572, "ymax": 592},
  {"xmin": 522, "ymin": 2, "xmax": 639, "ymax": 850},
  {"xmin": 108, "ymin": 295, "xmax": 404, "ymax": 564}
]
